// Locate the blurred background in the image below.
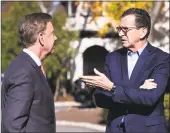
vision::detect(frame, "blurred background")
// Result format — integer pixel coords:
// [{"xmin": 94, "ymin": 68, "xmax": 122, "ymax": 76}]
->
[{"xmin": 1, "ymin": 1, "xmax": 169, "ymax": 132}]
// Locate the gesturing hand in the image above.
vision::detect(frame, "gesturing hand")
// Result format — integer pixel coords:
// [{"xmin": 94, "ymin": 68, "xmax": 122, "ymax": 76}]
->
[{"xmin": 79, "ymin": 68, "xmax": 114, "ymax": 91}]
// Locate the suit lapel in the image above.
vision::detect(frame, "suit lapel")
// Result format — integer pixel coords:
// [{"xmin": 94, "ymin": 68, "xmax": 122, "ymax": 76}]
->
[
  {"xmin": 130, "ymin": 43, "xmax": 153, "ymax": 84},
  {"xmin": 21, "ymin": 51, "xmax": 38, "ymax": 69},
  {"xmin": 22, "ymin": 51, "xmax": 53, "ymax": 98},
  {"xmin": 37, "ymin": 68, "xmax": 53, "ymax": 98},
  {"xmin": 120, "ymin": 48, "xmax": 130, "ymax": 86}
]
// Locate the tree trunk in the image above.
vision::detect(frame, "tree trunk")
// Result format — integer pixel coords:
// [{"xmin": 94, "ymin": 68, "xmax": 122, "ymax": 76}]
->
[
  {"xmin": 38, "ymin": 1, "xmax": 47, "ymax": 13},
  {"xmin": 54, "ymin": 77, "xmax": 60, "ymax": 101},
  {"xmin": 149, "ymin": 1, "xmax": 163, "ymax": 42}
]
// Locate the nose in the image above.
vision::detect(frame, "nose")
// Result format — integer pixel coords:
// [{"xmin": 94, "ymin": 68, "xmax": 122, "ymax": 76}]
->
[
  {"xmin": 54, "ymin": 35, "xmax": 57, "ymax": 40},
  {"xmin": 118, "ymin": 30, "xmax": 124, "ymax": 37}
]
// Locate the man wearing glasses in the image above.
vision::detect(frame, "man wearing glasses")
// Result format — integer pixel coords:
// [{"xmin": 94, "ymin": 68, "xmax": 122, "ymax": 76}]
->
[{"xmin": 80, "ymin": 8, "xmax": 169, "ymax": 132}]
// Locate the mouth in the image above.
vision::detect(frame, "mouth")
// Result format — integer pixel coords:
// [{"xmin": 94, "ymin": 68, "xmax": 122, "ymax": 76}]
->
[
  {"xmin": 121, "ymin": 38, "xmax": 126, "ymax": 41},
  {"xmin": 121, "ymin": 38, "xmax": 126, "ymax": 42}
]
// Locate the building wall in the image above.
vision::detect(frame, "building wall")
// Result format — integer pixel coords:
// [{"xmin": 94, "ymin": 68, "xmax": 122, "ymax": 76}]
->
[
  {"xmin": 70, "ymin": 37, "xmax": 169, "ymax": 83},
  {"xmin": 70, "ymin": 37, "xmax": 120, "ymax": 82},
  {"xmin": 65, "ymin": 1, "xmax": 169, "ymax": 83}
]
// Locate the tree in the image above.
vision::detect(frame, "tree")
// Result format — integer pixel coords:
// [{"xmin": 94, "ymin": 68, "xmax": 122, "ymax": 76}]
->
[
  {"xmin": 89, "ymin": 1, "xmax": 153, "ymax": 37},
  {"xmin": 44, "ymin": 5, "xmax": 79, "ymax": 100},
  {"xmin": 2, "ymin": 2, "xmax": 40, "ymax": 71}
]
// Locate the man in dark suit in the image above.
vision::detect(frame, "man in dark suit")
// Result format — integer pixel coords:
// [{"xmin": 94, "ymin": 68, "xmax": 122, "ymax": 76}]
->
[
  {"xmin": 80, "ymin": 8, "xmax": 169, "ymax": 132},
  {"xmin": 1, "ymin": 13, "xmax": 57, "ymax": 132}
]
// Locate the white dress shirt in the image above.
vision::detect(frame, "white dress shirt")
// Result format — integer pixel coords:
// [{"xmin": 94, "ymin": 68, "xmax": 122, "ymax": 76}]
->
[{"xmin": 23, "ymin": 48, "xmax": 41, "ymax": 67}]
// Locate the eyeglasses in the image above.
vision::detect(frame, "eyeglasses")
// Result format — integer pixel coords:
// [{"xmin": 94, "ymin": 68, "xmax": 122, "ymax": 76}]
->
[{"xmin": 116, "ymin": 26, "xmax": 141, "ymax": 34}]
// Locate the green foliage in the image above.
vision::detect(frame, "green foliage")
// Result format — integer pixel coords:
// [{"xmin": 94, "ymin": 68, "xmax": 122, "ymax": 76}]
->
[
  {"xmin": 43, "ymin": 6, "xmax": 79, "ymax": 90},
  {"xmin": 90, "ymin": 1, "xmax": 153, "ymax": 37},
  {"xmin": 2, "ymin": 2, "xmax": 40, "ymax": 72},
  {"xmin": 102, "ymin": 2, "xmax": 153, "ymax": 21},
  {"xmin": 101, "ymin": 108, "xmax": 109, "ymax": 123},
  {"xmin": 164, "ymin": 93, "xmax": 170, "ymax": 121}
]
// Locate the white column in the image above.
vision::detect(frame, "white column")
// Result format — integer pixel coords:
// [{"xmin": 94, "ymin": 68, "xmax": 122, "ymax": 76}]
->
[
  {"xmin": 73, "ymin": 53, "xmax": 83, "ymax": 82},
  {"xmin": 68, "ymin": 1, "xmax": 72, "ymax": 17}
]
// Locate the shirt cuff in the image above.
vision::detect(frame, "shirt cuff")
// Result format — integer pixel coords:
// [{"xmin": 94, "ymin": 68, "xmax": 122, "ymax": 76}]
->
[{"xmin": 110, "ymin": 85, "xmax": 116, "ymax": 94}]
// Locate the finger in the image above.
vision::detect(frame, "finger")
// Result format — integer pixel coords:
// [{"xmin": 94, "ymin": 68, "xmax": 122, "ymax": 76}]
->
[
  {"xmin": 80, "ymin": 76, "xmax": 101, "ymax": 80},
  {"xmin": 141, "ymin": 86, "xmax": 155, "ymax": 89},
  {"xmin": 86, "ymin": 82, "xmax": 95, "ymax": 87},
  {"xmin": 145, "ymin": 79, "xmax": 154, "ymax": 83},
  {"xmin": 146, "ymin": 82, "xmax": 157, "ymax": 87},
  {"xmin": 139, "ymin": 85, "xmax": 143, "ymax": 89},
  {"xmin": 146, "ymin": 85, "xmax": 157, "ymax": 89},
  {"xmin": 85, "ymin": 82, "xmax": 93, "ymax": 85},
  {"xmin": 144, "ymin": 81, "xmax": 156, "ymax": 85},
  {"xmin": 140, "ymin": 82, "xmax": 157, "ymax": 89},
  {"xmin": 81, "ymin": 79, "xmax": 96, "ymax": 84},
  {"xmin": 94, "ymin": 68, "xmax": 104, "ymax": 77},
  {"xmin": 151, "ymin": 83, "xmax": 157, "ymax": 86},
  {"xmin": 145, "ymin": 79, "xmax": 154, "ymax": 82},
  {"xmin": 86, "ymin": 80, "xmax": 103, "ymax": 88},
  {"xmin": 79, "ymin": 76, "xmax": 96, "ymax": 79},
  {"xmin": 142, "ymin": 84, "xmax": 157, "ymax": 89},
  {"xmin": 143, "ymin": 87, "xmax": 154, "ymax": 90}
]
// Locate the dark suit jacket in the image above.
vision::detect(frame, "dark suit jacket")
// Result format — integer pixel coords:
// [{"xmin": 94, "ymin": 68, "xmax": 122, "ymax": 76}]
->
[
  {"xmin": 94, "ymin": 43, "xmax": 170, "ymax": 132},
  {"xmin": 1, "ymin": 51, "xmax": 56, "ymax": 132}
]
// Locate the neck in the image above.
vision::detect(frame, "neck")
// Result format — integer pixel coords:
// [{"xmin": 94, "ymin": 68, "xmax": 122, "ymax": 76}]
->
[
  {"xmin": 129, "ymin": 40, "xmax": 147, "ymax": 52},
  {"xmin": 26, "ymin": 44, "xmax": 45, "ymax": 61}
]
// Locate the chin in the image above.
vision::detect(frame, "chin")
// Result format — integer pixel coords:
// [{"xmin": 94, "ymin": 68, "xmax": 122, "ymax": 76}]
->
[
  {"xmin": 46, "ymin": 50, "xmax": 52, "ymax": 56},
  {"xmin": 51, "ymin": 48, "xmax": 55, "ymax": 54},
  {"xmin": 122, "ymin": 43, "xmax": 130, "ymax": 48}
]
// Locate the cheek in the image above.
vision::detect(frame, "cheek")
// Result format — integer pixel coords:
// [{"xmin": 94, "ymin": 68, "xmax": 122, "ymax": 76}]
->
[
  {"xmin": 128, "ymin": 33, "xmax": 140, "ymax": 42},
  {"xmin": 47, "ymin": 36, "xmax": 54, "ymax": 44}
]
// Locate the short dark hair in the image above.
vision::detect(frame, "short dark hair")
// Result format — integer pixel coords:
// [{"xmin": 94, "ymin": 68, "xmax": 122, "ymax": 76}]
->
[
  {"xmin": 18, "ymin": 13, "xmax": 52, "ymax": 47},
  {"xmin": 121, "ymin": 8, "xmax": 151, "ymax": 39}
]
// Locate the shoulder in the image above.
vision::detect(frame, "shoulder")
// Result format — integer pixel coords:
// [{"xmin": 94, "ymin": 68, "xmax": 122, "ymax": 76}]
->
[
  {"xmin": 150, "ymin": 44, "xmax": 169, "ymax": 60},
  {"xmin": 4, "ymin": 52, "xmax": 35, "ymax": 80},
  {"xmin": 106, "ymin": 47, "xmax": 126, "ymax": 59}
]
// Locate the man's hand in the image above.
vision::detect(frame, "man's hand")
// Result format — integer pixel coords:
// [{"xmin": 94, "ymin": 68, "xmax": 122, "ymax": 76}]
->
[
  {"xmin": 140, "ymin": 79, "xmax": 157, "ymax": 89},
  {"xmin": 79, "ymin": 68, "xmax": 114, "ymax": 91}
]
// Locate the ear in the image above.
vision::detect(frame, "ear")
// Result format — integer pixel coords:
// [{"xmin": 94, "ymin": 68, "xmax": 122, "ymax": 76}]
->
[
  {"xmin": 140, "ymin": 28, "xmax": 147, "ymax": 39},
  {"xmin": 38, "ymin": 33, "xmax": 44, "ymax": 47}
]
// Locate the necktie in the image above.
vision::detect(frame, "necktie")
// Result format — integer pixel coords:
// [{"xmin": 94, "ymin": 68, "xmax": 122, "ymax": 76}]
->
[{"xmin": 40, "ymin": 65, "xmax": 46, "ymax": 78}]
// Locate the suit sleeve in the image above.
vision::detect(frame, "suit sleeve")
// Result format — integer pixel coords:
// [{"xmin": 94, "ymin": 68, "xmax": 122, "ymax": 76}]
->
[
  {"xmin": 3, "ymin": 69, "xmax": 34, "ymax": 132},
  {"xmin": 94, "ymin": 54, "xmax": 115, "ymax": 109},
  {"xmin": 113, "ymin": 54, "xmax": 170, "ymax": 107}
]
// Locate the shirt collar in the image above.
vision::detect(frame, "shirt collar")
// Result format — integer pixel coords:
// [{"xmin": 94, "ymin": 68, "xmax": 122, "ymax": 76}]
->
[
  {"xmin": 137, "ymin": 41, "xmax": 148, "ymax": 56},
  {"xmin": 23, "ymin": 48, "xmax": 41, "ymax": 66},
  {"xmin": 127, "ymin": 41, "xmax": 148, "ymax": 56}
]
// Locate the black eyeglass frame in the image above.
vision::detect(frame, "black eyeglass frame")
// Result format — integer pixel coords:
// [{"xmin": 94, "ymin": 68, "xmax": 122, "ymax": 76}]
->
[{"xmin": 116, "ymin": 26, "xmax": 144, "ymax": 34}]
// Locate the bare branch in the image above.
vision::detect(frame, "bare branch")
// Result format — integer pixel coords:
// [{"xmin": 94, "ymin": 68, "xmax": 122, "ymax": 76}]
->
[
  {"xmin": 48, "ymin": 1, "xmax": 60, "ymax": 16},
  {"xmin": 38, "ymin": 1, "xmax": 47, "ymax": 13}
]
